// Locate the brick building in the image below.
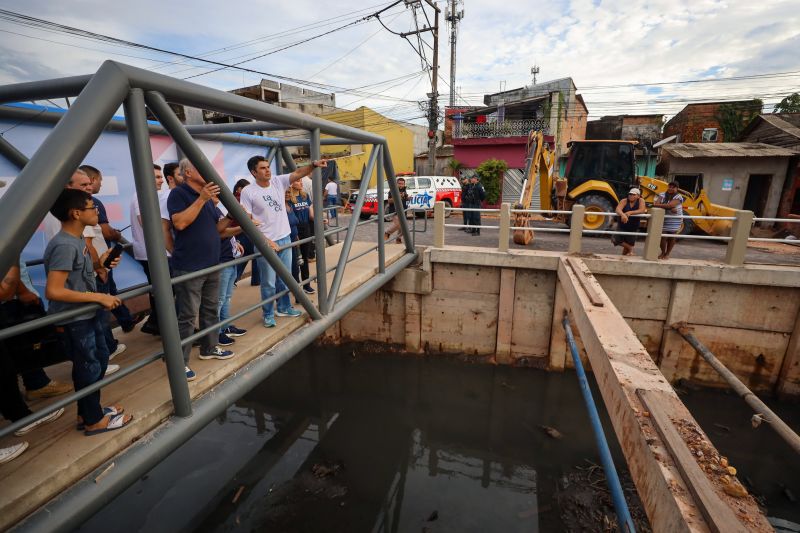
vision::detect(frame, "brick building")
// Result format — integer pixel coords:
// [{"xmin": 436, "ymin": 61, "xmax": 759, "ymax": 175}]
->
[
  {"xmin": 662, "ymin": 101, "xmax": 762, "ymax": 143},
  {"xmin": 586, "ymin": 114, "xmax": 664, "ymax": 176}
]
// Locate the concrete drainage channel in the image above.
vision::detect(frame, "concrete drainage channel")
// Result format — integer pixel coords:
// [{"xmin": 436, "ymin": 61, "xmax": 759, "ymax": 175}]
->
[{"xmin": 319, "ymin": 247, "xmax": 800, "ymax": 532}]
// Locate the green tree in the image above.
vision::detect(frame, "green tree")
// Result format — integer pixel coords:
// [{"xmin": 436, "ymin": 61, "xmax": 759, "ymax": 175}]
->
[
  {"xmin": 715, "ymin": 99, "xmax": 762, "ymax": 141},
  {"xmin": 774, "ymin": 93, "xmax": 800, "ymax": 114},
  {"xmin": 447, "ymin": 158, "xmax": 463, "ymax": 177},
  {"xmin": 475, "ymin": 158, "xmax": 508, "ymax": 205}
]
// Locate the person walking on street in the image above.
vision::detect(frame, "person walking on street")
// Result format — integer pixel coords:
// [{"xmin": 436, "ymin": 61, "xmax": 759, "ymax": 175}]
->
[
  {"xmin": 325, "ymin": 176, "xmax": 339, "ymax": 223},
  {"xmin": 384, "ymin": 177, "xmax": 409, "ymax": 243},
  {"xmin": 462, "ymin": 175, "xmax": 486, "ymax": 235},
  {"xmin": 612, "ymin": 188, "xmax": 647, "ymax": 256},
  {"xmin": 653, "ymin": 181, "xmax": 684, "ymax": 260},
  {"xmin": 459, "ymin": 176, "xmax": 470, "ymax": 231}
]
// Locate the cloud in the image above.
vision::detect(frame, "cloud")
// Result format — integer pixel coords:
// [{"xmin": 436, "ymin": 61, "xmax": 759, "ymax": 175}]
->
[{"xmin": 0, "ymin": 0, "xmax": 797, "ymax": 122}]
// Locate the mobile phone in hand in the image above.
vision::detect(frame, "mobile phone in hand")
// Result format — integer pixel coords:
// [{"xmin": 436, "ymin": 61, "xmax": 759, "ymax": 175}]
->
[{"xmin": 103, "ymin": 244, "xmax": 124, "ymax": 268}]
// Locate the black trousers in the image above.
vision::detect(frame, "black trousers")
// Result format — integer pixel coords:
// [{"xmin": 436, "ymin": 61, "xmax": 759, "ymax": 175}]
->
[{"xmin": 296, "ymin": 224, "xmax": 312, "ymax": 284}]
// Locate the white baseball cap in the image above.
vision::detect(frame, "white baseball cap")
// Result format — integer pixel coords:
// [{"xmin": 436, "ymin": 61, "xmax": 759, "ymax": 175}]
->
[{"xmin": 628, "ymin": 188, "xmax": 641, "ymax": 195}]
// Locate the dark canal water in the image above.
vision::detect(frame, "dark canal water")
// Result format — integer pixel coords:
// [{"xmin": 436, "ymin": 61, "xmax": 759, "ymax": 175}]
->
[{"xmin": 77, "ymin": 345, "xmax": 799, "ymax": 532}]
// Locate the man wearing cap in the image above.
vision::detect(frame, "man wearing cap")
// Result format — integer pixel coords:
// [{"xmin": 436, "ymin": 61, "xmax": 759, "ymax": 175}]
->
[
  {"xmin": 653, "ymin": 181, "xmax": 684, "ymax": 260},
  {"xmin": 613, "ymin": 188, "xmax": 647, "ymax": 255}
]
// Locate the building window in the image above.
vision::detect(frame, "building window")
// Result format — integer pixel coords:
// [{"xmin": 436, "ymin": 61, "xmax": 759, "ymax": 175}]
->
[{"xmin": 701, "ymin": 128, "xmax": 718, "ymax": 142}]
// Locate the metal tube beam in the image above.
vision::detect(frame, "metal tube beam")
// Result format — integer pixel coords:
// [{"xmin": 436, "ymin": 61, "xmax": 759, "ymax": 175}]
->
[
  {"xmin": 0, "ymin": 134, "xmax": 28, "ymax": 169},
  {"xmin": 16, "ymin": 250, "xmax": 418, "ymax": 533},
  {"xmin": 381, "ymin": 142, "xmax": 415, "ymax": 252},
  {"xmin": 124, "ymin": 89, "xmax": 192, "ymax": 417},
  {"xmin": 0, "ymin": 104, "xmax": 280, "ymax": 148},
  {"xmin": 675, "ymin": 325, "xmax": 800, "ymax": 455},
  {"xmin": 145, "ymin": 91, "xmax": 321, "ymax": 320},
  {"xmin": 563, "ymin": 314, "xmax": 637, "ymax": 533},
  {"xmin": 114, "ymin": 62, "xmax": 385, "ymax": 144},
  {"xmin": 327, "ymin": 145, "xmax": 379, "ymax": 310},
  {"xmin": 279, "ymin": 137, "xmax": 364, "ymax": 147},
  {"xmin": 377, "ymin": 145, "xmax": 386, "ymax": 273},
  {"xmin": 0, "ymin": 75, "xmax": 91, "ymax": 106},
  {"xmin": 267, "ymin": 145, "xmax": 277, "ymax": 166},
  {"xmin": 310, "ymin": 128, "xmax": 328, "ymax": 314},
  {"xmin": 184, "ymin": 121, "xmax": 289, "ymax": 134},
  {"xmin": 0, "ymin": 61, "xmax": 130, "ymax": 278},
  {"xmin": 280, "ymin": 146, "xmax": 297, "ymax": 171}
]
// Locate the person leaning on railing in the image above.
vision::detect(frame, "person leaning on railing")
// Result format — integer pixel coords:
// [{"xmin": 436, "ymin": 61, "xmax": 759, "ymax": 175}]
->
[
  {"xmin": 44, "ymin": 188, "xmax": 133, "ymax": 436},
  {"xmin": 652, "ymin": 181, "xmax": 685, "ymax": 260},
  {"xmin": 612, "ymin": 188, "xmax": 647, "ymax": 256}
]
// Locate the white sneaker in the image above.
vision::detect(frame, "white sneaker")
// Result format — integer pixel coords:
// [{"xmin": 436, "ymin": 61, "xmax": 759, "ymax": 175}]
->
[
  {"xmin": 106, "ymin": 364, "xmax": 120, "ymax": 376},
  {"xmin": 109, "ymin": 343, "xmax": 127, "ymax": 361},
  {"xmin": 14, "ymin": 407, "xmax": 65, "ymax": 436},
  {"xmin": 0, "ymin": 442, "xmax": 28, "ymax": 464}
]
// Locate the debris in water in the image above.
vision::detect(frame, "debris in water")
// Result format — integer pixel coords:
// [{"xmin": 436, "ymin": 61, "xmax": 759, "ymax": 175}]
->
[
  {"xmin": 500, "ymin": 381, "xmax": 515, "ymax": 390},
  {"xmin": 312, "ymin": 462, "xmax": 342, "ymax": 478},
  {"xmin": 427, "ymin": 510, "xmax": 439, "ymax": 522},
  {"xmin": 713, "ymin": 423, "xmax": 731, "ymax": 432},
  {"xmin": 232, "ymin": 485, "xmax": 245, "ymax": 504},
  {"xmin": 785, "ymin": 487, "xmax": 797, "ymax": 503},
  {"xmin": 751, "ymin": 413, "xmax": 765, "ymax": 428},
  {"xmin": 539, "ymin": 425, "xmax": 563, "ymax": 439}
]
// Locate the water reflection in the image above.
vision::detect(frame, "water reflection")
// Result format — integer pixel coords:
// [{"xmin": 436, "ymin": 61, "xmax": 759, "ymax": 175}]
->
[{"xmin": 80, "ymin": 347, "xmax": 627, "ymax": 533}]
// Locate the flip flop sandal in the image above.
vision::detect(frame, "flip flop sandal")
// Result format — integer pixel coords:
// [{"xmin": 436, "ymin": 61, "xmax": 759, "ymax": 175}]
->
[
  {"xmin": 76, "ymin": 406, "xmax": 125, "ymax": 430},
  {"xmin": 84, "ymin": 413, "xmax": 133, "ymax": 436}
]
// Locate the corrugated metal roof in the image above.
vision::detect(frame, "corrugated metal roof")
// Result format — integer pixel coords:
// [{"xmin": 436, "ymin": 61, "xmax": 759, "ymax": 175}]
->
[
  {"xmin": 760, "ymin": 114, "xmax": 800, "ymax": 140},
  {"xmin": 661, "ymin": 142, "xmax": 798, "ymax": 158}
]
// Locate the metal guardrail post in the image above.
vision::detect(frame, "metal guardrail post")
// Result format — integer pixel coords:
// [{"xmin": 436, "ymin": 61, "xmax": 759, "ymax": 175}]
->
[
  {"xmin": 377, "ymin": 145, "xmax": 386, "ymax": 274},
  {"xmin": 0, "ymin": 61, "xmax": 129, "ymax": 278},
  {"xmin": 725, "ymin": 210, "xmax": 754, "ymax": 266},
  {"xmin": 643, "ymin": 207, "xmax": 665, "ymax": 261},
  {"xmin": 124, "ymin": 89, "xmax": 192, "ymax": 417},
  {"xmin": 145, "ymin": 91, "xmax": 322, "ymax": 320},
  {"xmin": 327, "ymin": 145, "xmax": 380, "ymax": 311},
  {"xmin": 381, "ymin": 143, "xmax": 415, "ymax": 253},
  {"xmin": 499, "ymin": 203, "xmax": 511, "ymax": 252},
  {"xmin": 280, "ymin": 145, "xmax": 297, "ymax": 172},
  {"xmin": 434, "ymin": 201, "xmax": 445, "ymax": 247},
  {"xmin": 310, "ymin": 128, "xmax": 328, "ymax": 315},
  {"xmin": 266, "ymin": 145, "xmax": 276, "ymax": 165},
  {"xmin": 569, "ymin": 204, "xmax": 585, "ymax": 254}
]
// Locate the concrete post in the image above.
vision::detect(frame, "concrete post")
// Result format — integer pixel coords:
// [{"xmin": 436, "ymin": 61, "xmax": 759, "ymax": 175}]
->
[
  {"xmin": 568, "ymin": 204, "xmax": 585, "ymax": 254},
  {"xmin": 434, "ymin": 201, "xmax": 445, "ymax": 247},
  {"xmin": 725, "ymin": 210, "xmax": 754, "ymax": 266},
  {"xmin": 499, "ymin": 203, "xmax": 511, "ymax": 252},
  {"xmin": 643, "ymin": 208, "xmax": 664, "ymax": 261}
]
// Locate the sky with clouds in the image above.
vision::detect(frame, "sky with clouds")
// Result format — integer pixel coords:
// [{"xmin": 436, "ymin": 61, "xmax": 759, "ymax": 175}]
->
[{"xmin": 0, "ymin": 0, "xmax": 798, "ymax": 125}]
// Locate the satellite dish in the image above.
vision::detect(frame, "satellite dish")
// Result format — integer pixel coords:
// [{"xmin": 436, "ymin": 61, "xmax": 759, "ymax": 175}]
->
[{"xmin": 653, "ymin": 135, "xmax": 678, "ymax": 148}]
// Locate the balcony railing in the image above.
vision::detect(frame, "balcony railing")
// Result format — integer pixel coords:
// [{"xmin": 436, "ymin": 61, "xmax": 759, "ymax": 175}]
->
[{"xmin": 454, "ymin": 118, "xmax": 549, "ymax": 139}]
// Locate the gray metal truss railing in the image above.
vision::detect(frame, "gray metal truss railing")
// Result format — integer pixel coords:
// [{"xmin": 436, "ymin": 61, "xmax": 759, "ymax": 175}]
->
[{"xmin": 0, "ymin": 60, "xmax": 417, "ymax": 442}]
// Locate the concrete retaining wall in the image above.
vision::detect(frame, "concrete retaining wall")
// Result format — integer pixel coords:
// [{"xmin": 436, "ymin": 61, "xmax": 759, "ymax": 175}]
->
[{"xmin": 324, "ymin": 246, "xmax": 800, "ymax": 398}]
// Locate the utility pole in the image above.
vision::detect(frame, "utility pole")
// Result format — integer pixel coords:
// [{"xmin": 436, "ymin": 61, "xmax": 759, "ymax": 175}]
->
[
  {"xmin": 446, "ymin": 0, "xmax": 464, "ymax": 108},
  {"xmin": 531, "ymin": 65, "xmax": 540, "ymax": 85},
  {"xmin": 400, "ymin": 0, "xmax": 441, "ymax": 174}
]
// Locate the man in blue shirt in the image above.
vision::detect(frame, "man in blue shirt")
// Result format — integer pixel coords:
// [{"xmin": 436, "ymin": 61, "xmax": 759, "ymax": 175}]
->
[{"xmin": 168, "ymin": 159, "xmax": 236, "ymax": 381}]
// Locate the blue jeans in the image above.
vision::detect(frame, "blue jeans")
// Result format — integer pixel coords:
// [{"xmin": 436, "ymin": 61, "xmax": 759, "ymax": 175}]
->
[
  {"xmin": 95, "ymin": 277, "xmax": 118, "ymax": 353},
  {"xmin": 218, "ymin": 264, "xmax": 237, "ymax": 331},
  {"xmin": 327, "ymin": 194, "xmax": 338, "ymax": 221},
  {"xmin": 56, "ymin": 315, "xmax": 109, "ymax": 426},
  {"xmin": 256, "ymin": 236, "xmax": 292, "ymax": 320}
]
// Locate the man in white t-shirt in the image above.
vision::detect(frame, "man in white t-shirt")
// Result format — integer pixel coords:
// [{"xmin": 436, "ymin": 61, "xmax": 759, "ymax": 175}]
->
[
  {"xmin": 130, "ymin": 165, "xmax": 174, "ymax": 335},
  {"xmin": 324, "ymin": 176, "xmax": 339, "ymax": 222},
  {"xmin": 239, "ymin": 154, "xmax": 327, "ymax": 328}
]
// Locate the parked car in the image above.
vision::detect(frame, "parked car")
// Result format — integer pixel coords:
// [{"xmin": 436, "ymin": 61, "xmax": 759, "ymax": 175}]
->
[{"xmin": 355, "ymin": 176, "xmax": 462, "ymax": 220}]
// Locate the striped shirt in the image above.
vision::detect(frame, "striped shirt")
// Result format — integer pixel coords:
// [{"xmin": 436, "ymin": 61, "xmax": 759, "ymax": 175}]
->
[{"xmin": 658, "ymin": 192, "xmax": 684, "ymax": 233}]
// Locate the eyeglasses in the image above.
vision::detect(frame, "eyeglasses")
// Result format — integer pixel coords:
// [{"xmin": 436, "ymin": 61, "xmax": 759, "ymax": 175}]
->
[{"xmin": 77, "ymin": 205, "xmax": 99, "ymax": 211}]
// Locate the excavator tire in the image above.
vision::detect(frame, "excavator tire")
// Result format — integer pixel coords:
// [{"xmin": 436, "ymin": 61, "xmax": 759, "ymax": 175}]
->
[
  {"xmin": 677, "ymin": 217, "xmax": 695, "ymax": 235},
  {"xmin": 577, "ymin": 194, "xmax": 614, "ymax": 232}
]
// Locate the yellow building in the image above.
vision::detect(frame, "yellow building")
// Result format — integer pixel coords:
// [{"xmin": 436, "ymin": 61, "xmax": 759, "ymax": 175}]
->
[{"xmin": 319, "ymin": 107, "xmax": 415, "ymax": 190}]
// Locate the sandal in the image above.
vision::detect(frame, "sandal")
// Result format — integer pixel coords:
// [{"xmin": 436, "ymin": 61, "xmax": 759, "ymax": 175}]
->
[
  {"xmin": 76, "ymin": 406, "xmax": 125, "ymax": 430},
  {"xmin": 84, "ymin": 413, "xmax": 133, "ymax": 436}
]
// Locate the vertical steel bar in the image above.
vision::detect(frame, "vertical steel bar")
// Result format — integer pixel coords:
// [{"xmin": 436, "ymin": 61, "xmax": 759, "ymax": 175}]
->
[
  {"xmin": 0, "ymin": 61, "xmax": 129, "ymax": 277},
  {"xmin": 381, "ymin": 142, "xmax": 415, "ymax": 252},
  {"xmin": 265, "ymin": 146, "xmax": 276, "ymax": 165},
  {"xmin": 124, "ymin": 89, "xmax": 192, "ymax": 417},
  {"xmin": 327, "ymin": 145, "xmax": 380, "ymax": 310},
  {"xmin": 280, "ymin": 146, "xmax": 297, "ymax": 171},
  {"xmin": 377, "ymin": 145, "xmax": 386, "ymax": 274},
  {"xmin": 310, "ymin": 128, "xmax": 328, "ymax": 315},
  {"xmin": 272, "ymin": 145, "xmax": 281, "ymax": 173},
  {"xmin": 145, "ymin": 91, "xmax": 321, "ymax": 320}
]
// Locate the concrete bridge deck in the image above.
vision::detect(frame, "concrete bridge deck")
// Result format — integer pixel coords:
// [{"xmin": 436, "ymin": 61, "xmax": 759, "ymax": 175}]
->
[{"xmin": 0, "ymin": 241, "xmax": 406, "ymax": 531}]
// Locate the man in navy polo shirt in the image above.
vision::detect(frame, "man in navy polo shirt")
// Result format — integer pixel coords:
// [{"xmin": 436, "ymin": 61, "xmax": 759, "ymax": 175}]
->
[{"xmin": 168, "ymin": 159, "xmax": 236, "ymax": 381}]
